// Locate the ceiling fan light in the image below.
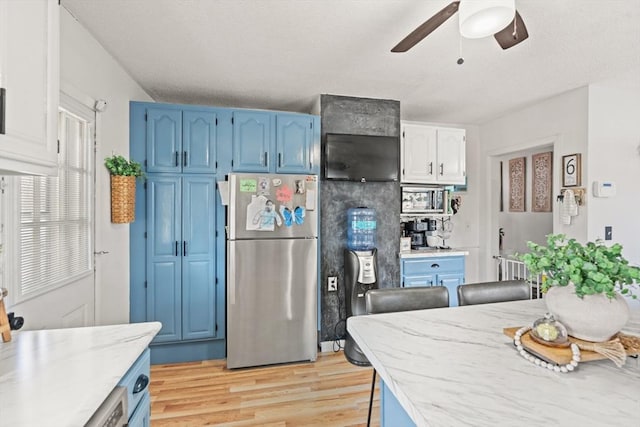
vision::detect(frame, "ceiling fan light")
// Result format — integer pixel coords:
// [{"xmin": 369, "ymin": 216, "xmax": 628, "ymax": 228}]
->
[{"xmin": 459, "ymin": 0, "xmax": 516, "ymax": 39}]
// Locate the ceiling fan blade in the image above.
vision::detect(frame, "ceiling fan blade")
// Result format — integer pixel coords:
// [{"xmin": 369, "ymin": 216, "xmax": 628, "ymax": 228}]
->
[
  {"xmin": 494, "ymin": 11, "xmax": 529, "ymax": 50},
  {"xmin": 391, "ymin": 1, "xmax": 460, "ymax": 53}
]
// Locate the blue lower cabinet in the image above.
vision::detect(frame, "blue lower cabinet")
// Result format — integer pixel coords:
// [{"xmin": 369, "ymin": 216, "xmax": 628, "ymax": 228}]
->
[
  {"xmin": 128, "ymin": 392, "xmax": 151, "ymax": 427},
  {"xmin": 400, "ymin": 256, "xmax": 465, "ymax": 306},
  {"xmin": 381, "ymin": 379, "xmax": 416, "ymax": 427},
  {"xmin": 118, "ymin": 349, "xmax": 151, "ymax": 425}
]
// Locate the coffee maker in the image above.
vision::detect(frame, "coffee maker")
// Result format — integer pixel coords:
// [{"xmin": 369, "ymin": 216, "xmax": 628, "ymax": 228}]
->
[{"xmin": 405, "ymin": 220, "xmax": 438, "ymax": 249}]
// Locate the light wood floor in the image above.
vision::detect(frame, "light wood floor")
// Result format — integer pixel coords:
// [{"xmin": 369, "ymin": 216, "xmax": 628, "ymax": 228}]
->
[{"xmin": 150, "ymin": 351, "xmax": 380, "ymax": 426}]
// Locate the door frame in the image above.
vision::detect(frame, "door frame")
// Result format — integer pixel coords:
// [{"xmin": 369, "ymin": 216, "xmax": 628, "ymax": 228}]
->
[{"xmin": 481, "ymin": 135, "xmax": 557, "ymax": 281}]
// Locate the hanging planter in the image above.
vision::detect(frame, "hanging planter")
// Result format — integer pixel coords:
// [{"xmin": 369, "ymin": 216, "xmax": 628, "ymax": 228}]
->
[{"xmin": 104, "ymin": 154, "xmax": 144, "ymax": 224}]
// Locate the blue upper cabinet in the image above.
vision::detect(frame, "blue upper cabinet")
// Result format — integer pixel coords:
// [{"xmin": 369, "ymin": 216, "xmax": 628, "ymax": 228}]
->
[
  {"xmin": 232, "ymin": 110, "xmax": 318, "ymax": 174},
  {"xmin": 232, "ymin": 110, "xmax": 272, "ymax": 172},
  {"xmin": 147, "ymin": 107, "xmax": 217, "ymax": 174},
  {"xmin": 146, "ymin": 108, "xmax": 182, "ymax": 173},
  {"xmin": 276, "ymin": 114, "xmax": 314, "ymax": 174},
  {"xmin": 183, "ymin": 111, "xmax": 217, "ymax": 173}
]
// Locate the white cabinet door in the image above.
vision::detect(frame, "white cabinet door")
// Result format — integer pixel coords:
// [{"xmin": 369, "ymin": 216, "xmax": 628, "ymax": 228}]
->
[
  {"xmin": 436, "ymin": 128, "xmax": 466, "ymax": 184},
  {"xmin": 0, "ymin": 0, "xmax": 59, "ymax": 175},
  {"xmin": 401, "ymin": 123, "xmax": 437, "ymax": 183},
  {"xmin": 401, "ymin": 122, "xmax": 466, "ymax": 185}
]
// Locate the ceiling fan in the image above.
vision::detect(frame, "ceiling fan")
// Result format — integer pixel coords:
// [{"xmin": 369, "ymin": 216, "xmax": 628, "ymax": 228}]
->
[{"xmin": 391, "ymin": 0, "xmax": 528, "ymax": 52}]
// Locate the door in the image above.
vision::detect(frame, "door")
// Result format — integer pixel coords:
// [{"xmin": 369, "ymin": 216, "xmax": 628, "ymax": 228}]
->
[
  {"xmin": 402, "ymin": 124, "xmax": 437, "ymax": 183},
  {"xmin": 276, "ymin": 114, "xmax": 313, "ymax": 173},
  {"xmin": 227, "ymin": 238, "xmax": 317, "ymax": 368},
  {"xmin": 181, "ymin": 175, "xmax": 216, "ymax": 340},
  {"xmin": 146, "ymin": 175, "xmax": 182, "ymax": 342},
  {"xmin": 146, "ymin": 108, "xmax": 182, "ymax": 173},
  {"xmin": 232, "ymin": 110, "xmax": 272, "ymax": 172},
  {"xmin": 436, "ymin": 128, "xmax": 466, "ymax": 184},
  {"xmin": 182, "ymin": 110, "xmax": 217, "ymax": 173},
  {"xmin": 228, "ymin": 173, "xmax": 318, "ymax": 240}
]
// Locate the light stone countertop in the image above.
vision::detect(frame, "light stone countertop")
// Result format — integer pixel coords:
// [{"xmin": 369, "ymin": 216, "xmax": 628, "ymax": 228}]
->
[
  {"xmin": 0, "ymin": 321, "xmax": 161, "ymax": 426},
  {"xmin": 348, "ymin": 299, "xmax": 640, "ymax": 427},
  {"xmin": 399, "ymin": 249, "xmax": 469, "ymax": 258}
]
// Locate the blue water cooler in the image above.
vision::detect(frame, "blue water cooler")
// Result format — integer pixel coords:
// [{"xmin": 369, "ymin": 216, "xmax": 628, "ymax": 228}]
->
[{"xmin": 344, "ymin": 208, "xmax": 378, "ymax": 366}]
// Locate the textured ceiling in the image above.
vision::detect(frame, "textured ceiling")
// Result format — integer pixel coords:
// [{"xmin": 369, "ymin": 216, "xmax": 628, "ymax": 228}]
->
[{"xmin": 61, "ymin": 0, "xmax": 640, "ymax": 125}]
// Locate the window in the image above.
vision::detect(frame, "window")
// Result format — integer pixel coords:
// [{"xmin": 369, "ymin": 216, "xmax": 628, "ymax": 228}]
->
[{"xmin": 12, "ymin": 104, "xmax": 94, "ymax": 301}]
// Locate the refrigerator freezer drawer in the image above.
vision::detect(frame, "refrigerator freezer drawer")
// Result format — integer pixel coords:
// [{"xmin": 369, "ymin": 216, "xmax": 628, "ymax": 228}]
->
[{"xmin": 227, "ymin": 238, "xmax": 318, "ymax": 369}]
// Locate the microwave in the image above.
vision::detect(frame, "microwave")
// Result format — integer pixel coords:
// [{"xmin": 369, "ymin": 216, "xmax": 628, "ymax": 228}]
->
[{"xmin": 401, "ymin": 186, "xmax": 449, "ymax": 214}]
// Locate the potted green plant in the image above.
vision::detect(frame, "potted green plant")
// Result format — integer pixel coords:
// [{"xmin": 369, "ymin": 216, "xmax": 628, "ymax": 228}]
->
[
  {"xmin": 520, "ymin": 233, "xmax": 640, "ymax": 341},
  {"xmin": 104, "ymin": 154, "xmax": 144, "ymax": 223}
]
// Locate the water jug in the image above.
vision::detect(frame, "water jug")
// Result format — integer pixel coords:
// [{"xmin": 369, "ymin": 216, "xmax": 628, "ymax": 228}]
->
[{"xmin": 347, "ymin": 207, "xmax": 376, "ymax": 251}]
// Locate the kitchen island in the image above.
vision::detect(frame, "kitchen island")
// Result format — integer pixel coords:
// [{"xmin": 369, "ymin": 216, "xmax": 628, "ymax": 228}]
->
[
  {"xmin": 0, "ymin": 321, "xmax": 161, "ymax": 426},
  {"xmin": 347, "ymin": 299, "xmax": 640, "ymax": 426}
]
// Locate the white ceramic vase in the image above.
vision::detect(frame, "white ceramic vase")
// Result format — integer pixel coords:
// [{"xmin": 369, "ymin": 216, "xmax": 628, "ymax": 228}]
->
[{"xmin": 544, "ymin": 283, "xmax": 630, "ymax": 342}]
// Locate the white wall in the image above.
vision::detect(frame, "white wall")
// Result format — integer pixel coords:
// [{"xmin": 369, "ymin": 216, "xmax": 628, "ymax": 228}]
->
[
  {"xmin": 478, "ymin": 87, "xmax": 590, "ymax": 280},
  {"xmin": 60, "ymin": 8, "xmax": 152, "ymax": 325},
  {"xmin": 587, "ymin": 84, "xmax": 640, "ymax": 265},
  {"xmin": 497, "ymin": 146, "xmax": 553, "ymax": 257}
]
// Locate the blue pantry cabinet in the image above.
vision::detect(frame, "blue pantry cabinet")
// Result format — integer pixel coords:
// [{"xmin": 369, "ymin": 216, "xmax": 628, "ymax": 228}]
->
[
  {"xmin": 400, "ymin": 255, "xmax": 465, "ymax": 306},
  {"xmin": 146, "ymin": 175, "xmax": 216, "ymax": 343},
  {"xmin": 130, "ymin": 101, "xmax": 319, "ymax": 364},
  {"xmin": 232, "ymin": 110, "xmax": 316, "ymax": 173}
]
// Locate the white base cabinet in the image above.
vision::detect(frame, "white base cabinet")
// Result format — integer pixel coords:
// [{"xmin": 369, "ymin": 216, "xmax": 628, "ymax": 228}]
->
[
  {"xmin": 401, "ymin": 123, "xmax": 466, "ymax": 185},
  {"xmin": 0, "ymin": 0, "xmax": 59, "ymax": 175}
]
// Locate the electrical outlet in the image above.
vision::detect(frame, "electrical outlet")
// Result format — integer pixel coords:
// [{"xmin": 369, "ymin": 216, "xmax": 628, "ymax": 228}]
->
[{"xmin": 328, "ymin": 276, "xmax": 338, "ymax": 292}]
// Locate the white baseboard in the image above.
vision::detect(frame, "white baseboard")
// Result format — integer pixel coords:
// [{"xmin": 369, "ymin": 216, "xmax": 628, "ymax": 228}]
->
[{"xmin": 319, "ymin": 339, "xmax": 344, "ymax": 353}]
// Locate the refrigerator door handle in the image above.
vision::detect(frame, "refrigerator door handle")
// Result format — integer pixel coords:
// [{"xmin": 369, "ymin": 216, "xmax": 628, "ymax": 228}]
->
[{"xmin": 228, "ymin": 243, "xmax": 236, "ymax": 305}]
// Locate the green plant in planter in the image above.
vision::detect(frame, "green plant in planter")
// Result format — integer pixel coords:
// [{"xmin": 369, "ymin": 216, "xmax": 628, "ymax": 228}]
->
[
  {"xmin": 520, "ymin": 234, "xmax": 640, "ymax": 299},
  {"xmin": 104, "ymin": 154, "xmax": 144, "ymax": 178}
]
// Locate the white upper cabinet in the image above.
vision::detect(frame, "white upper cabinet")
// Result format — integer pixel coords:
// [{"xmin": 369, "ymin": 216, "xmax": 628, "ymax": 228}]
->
[
  {"xmin": 0, "ymin": 0, "xmax": 59, "ymax": 175},
  {"xmin": 401, "ymin": 123, "xmax": 466, "ymax": 185}
]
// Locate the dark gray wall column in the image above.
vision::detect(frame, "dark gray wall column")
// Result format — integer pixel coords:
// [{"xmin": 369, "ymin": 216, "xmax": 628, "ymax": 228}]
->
[{"xmin": 320, "ymin": 94, "xmax": 401, "ymax": 342}]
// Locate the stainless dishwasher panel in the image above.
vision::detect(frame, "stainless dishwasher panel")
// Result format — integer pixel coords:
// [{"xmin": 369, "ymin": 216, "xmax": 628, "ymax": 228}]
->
[{"xmin": 84, "ymin": 385, "xmax": 128, "ymax": 427}]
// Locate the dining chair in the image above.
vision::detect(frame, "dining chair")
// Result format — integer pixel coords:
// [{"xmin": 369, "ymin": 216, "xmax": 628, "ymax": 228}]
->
[
  {"xmin": 360, "ymin": 286, "xmax": 449, "ymax": 427},
  {"xmin": 457, "ymin": 280, "xmax": 530, "ymax": 306}
]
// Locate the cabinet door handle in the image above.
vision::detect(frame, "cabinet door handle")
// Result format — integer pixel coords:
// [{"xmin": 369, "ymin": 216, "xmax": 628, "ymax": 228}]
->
[
  {"xmin": 264, "ymin": 152, "xmax": 268, "ymax": 167},
  {"xmin": 183, "ymin": 150, "xmax": 187, "ymax": 167},
  {"xmin": 440, "ymin": 163, "xmax": 444, "ymax": 175},
  {"xmin": 428, "ymin": 162, "xmax": 433, "ymax": 175},
  {"xmin": 133, "ymin": 374, "xmax": 149, "ymax": 394},
  {"xmin": 183, "ymin": 241, "xmax": 187, "ymax": 256},
  {"xmin": 175, "ymin": 151, "xmax": 179, "ymax": 167},
  {"xmin": 431, "ymin": 263, "xmax": 440, "ymax": 268},
  {"xmin": 0, "ymin": 88, "xmax": 5, "ymax": 135},
  {"xmin": 175, "ymin": 241, "xmax": 179, "ymax": 256},
  {"xmin": 278, "ymin": 152, "xmax": 282, "ymax": 168}
]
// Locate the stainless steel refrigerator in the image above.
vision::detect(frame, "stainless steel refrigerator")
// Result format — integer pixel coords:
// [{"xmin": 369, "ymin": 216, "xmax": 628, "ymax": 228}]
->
[{"xmin": 225, "ymin": 173, "xmax": 318, "ymax": 369}]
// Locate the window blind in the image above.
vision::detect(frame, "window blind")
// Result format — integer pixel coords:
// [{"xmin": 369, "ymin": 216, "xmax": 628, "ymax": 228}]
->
[{"xmin": 17, "ymin": 109, "xmax": 93, "ymax": 298}]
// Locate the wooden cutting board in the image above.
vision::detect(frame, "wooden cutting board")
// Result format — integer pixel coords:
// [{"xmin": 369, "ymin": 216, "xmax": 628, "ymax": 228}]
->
[{"xmin": 503, "ymin": 327, "xmax": 638, "ymax": 365}]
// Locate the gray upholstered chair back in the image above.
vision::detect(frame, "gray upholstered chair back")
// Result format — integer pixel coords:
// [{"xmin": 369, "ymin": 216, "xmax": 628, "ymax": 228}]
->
[
  {"xmin": 365, "ymin": 286, "xmax": 449, "ymax": 315},
  {"xmin": 457, "ymin": 280, "xmax": 530, "ymax": 306}
]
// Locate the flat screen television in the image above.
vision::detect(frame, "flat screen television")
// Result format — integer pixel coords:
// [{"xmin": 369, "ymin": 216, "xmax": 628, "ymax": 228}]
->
[{"xmin": 323, "ymin": 133, "xmax": 400, "ymax": 182}]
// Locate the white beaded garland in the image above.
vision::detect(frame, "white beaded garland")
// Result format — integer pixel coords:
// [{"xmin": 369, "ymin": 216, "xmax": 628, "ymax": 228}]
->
[{"xmin": 513, "ymin": 326, "xmax": 580, "ymax": 373}]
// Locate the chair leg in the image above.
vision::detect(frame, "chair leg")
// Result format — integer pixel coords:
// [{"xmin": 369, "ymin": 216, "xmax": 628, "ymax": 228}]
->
[{"xmin": 367, "ymin": 369, "xmax": 377, "ymax": 427}]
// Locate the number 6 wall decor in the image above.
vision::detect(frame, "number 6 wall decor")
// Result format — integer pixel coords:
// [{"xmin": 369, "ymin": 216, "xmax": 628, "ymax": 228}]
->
[{"xmin": 562, "ymin": 153, "xmax": 581, "ymax": 187}]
